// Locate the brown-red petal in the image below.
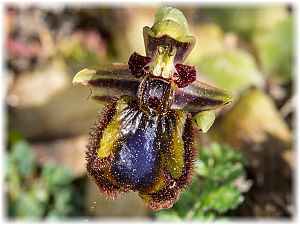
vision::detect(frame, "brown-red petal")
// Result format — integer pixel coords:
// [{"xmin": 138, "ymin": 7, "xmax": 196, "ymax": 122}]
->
[
  {"xmin": 128, "ymin": 52, "xmax": 152, "ymax": 78},
  {"xmin": 174, "ymin": 64, "xmax": 197, "ymax": 88}
]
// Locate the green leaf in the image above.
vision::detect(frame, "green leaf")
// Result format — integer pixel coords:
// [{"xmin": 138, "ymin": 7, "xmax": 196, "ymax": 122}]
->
[
  {"xmin": 193, "ymin": 110, "xmax": 215, "ymax": 133},
  {"xmin": 52, "ymin": 188, "xmax": 73, "ymax": 215},
  {"xmin": 8, "ymin": 130, "xmax": 23, "ymax": 146},
  {"xmin": 154, "ymin": 144, "xmax": 247, "ymax": 220},
  {"xmin": 187, "ymin": 24, "xmax": 225, "ymax": 64},
  {"xmin": 59, "ymin": 38, "xmax": 98, "ymax": 64},
  {"xmin": 9, "ymin": 141, "xmax": 35, "ymax": 178},
  {"xmin": 14, "ymin": 192, "xmax": 45, "ymax": 219},
  {"xmin": 154, "ymin": 210, "xmax": 181, "ymax": 221},
  {"xmin": 6, "ymin": 160, "xmax": 21, "ymax": 202},
  {"xmin": 199, "ymin": 49, "xmax": 264, "ymax": 93},
  {"xmin": 41, "ymin": 162, "xmax": 73, "ymax": 189},
  {"xmin": 193, "ymin": 160, "xmax": 208, "ymax": 177},
  {"xmin": 201, "ymin": 184, "xmax": 244, "ymax": 213},
  {"xmin": 32, "ymin": 185, "xmax": 49, "ymax": 204},
  {"xmin": 202, "ymin": 6, "xmax": 288, "ymax": 38},
  {"xmin": 194, "ymin": 210, "xmax": 215, "ymax": 221},
  {"xmin": 253, "ymin": 18, "xmax": 293, "ymax": 80},
  {"xmin": 195, "ymin": 143, "xmax": 246, "ymax": 181}
]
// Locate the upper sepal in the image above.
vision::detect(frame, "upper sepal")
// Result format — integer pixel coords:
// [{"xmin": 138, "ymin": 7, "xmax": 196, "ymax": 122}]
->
[
  {"xmin": 152, "ymin": 6, "xmax": 190, "ymax": 38},
  {"xmin": 143, "ymin": 7, "xmax": 195, "ymax": 64},
  {"xmin": 143, "ymin": 27, "xmax": 195, "ymax": 64}
]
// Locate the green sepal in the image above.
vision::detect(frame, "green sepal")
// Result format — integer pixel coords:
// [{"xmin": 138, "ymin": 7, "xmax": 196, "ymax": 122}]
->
[
  {"xmin": 143, "ymin": 7, "xmax": 196, "ymax": 63},
  {"xmin": 151, "ymin": 7, "xmax": 190, "ymax": 41},
  {"xmin": 174, "ymin": 80, "xmax": 233, "ymax": 114},
  {"xmin": 154, "ymin": 7, "xmax": 189, "ymax": 37},
  {"xmin": 72, "ymin": 63, "xmax": 140, "ymax": 104}
]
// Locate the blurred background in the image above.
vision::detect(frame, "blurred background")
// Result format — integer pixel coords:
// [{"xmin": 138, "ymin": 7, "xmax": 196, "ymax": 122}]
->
[{"xmin": 4, "ymin": 3, "xmax": 294, "ymax": 221}]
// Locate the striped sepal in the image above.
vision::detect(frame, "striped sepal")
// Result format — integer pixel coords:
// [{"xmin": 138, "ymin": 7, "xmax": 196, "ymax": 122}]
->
[
  {"xmin": 72, "ymin": 63, "xmax": 140, "ymax": 104},
  {"xmin": 173, "ymin": 80, "xmax": 233, "ymax": 114}
]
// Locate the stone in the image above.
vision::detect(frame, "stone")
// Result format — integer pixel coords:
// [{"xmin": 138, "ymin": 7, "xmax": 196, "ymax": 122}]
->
[
  {"xmin": 85, "ymin": 178, "xmax": 149, "ymax": 218},
  {"xmin": 8, "ymin": 60, "xmax": 103, "ymax": 140},
  {"xmin": 31, "ymin": 135, "xmax": 88, "ymax": 177}
]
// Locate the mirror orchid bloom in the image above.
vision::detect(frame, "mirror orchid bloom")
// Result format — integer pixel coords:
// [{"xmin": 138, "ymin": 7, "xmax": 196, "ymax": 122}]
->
[{"xmin": 73, "ymin": 7, "xmax": 232, "ymax": 210}]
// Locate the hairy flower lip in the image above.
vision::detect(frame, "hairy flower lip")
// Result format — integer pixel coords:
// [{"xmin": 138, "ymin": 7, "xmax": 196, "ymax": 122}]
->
[{"xmin": 86, "ymin": 96, "xmax": 198, "ymax": 210}]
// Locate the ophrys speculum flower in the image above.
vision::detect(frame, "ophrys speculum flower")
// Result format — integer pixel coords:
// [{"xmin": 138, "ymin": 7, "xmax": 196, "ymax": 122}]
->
[{"xmin": 73, "ymin": 7, "xmax": 233, "ymax": 210}]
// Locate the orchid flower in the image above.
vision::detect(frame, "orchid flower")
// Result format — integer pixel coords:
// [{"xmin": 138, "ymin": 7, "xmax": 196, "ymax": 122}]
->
[{"xmin": 73, "ymin": 7, "xmax": 232, "ymax": 210}]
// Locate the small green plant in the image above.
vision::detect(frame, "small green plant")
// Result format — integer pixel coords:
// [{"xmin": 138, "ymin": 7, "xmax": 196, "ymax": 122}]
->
[
  {"xmin": 6, "ymin": 137, "xmax": 84, "ymax": 220},
  {"xmin": 153, "ymin": 143, "xmax": 248, "ymax": 221}
]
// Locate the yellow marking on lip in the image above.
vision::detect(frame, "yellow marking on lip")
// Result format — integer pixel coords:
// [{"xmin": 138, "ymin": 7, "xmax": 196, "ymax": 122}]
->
[
  {"xmin": 139, "ymin": 174, "xmax": 165, "ymax": 195},
  {"xmin": 97, "ymin": 98, "xmax": 128, "ymax": 158},
  {"xmin": 165, "ymin": 109, "xmax": 187, "ymax": 179}
]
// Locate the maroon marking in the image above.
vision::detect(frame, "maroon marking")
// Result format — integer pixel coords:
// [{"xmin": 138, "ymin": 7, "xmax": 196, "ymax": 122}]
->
[
  {"xmin": 148, "ymin": 96, "xmax": 160, "ymax": 109},
  {"xmin": 88, "ymin": 78, "xmax": 140, "ymax": 93},
  {"xmin": 128, "ymin": 52, "xmax": 151, "ymax": 78},
  {"xmin": 174, "ymin": 64, "xmax": 196, "ymax": 88}
]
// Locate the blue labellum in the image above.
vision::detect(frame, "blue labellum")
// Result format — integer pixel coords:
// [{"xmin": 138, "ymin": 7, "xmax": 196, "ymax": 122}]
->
[{"xmin": 112, "ymin": 122, "xmax": 159, "ymax": 190}]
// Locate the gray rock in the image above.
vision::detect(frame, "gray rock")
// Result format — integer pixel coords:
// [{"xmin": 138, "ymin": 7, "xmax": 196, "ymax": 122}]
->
[{"xmin": 85, "ymin": 178, "xmax": 149, "ymax": 218}]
